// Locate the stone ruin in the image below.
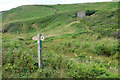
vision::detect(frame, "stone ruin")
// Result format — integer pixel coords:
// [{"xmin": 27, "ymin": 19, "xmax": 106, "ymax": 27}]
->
[{"xmin": 77, "ymin": 11, "xmax": 86, "ymax": 18}]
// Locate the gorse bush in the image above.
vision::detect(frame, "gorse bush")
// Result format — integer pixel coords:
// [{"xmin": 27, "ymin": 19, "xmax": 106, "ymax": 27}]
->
[
  {"xmin": 85, "ymin": 10, "xmax": 97, "ymax": 16},
  {"xmin": 76, "ymin": 52, "xmax": 86, "ymax": 60},
  {"xmin": 94, "ymin": 43, "xmax": 118, "ymax": 56},
  {"xmin": 95, "ymin": 43, "xmax": 105, "ymax": 55}
]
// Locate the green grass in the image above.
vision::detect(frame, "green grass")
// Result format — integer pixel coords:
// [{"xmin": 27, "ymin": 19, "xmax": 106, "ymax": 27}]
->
[
  {"xmin": 2, "ymin": 2, "xmax": 119, "ymax": 78},
  {"xmin": 2, "ymin": 5, "xmax": 56, "ymax": 24},
  {"xmin": 2, "ymin": 2, "xmax": 118, "ymax": 24},
  {"xmin": 2, "ymin": 32, "xmax": 118, "ymax": 78},
  {"xmin": 0, "ymin": 33, "xmax": 2, "ymax": 79}
]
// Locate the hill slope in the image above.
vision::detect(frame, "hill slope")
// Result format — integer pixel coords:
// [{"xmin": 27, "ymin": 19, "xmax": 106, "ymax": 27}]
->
[
  {"xmin": 2, "ymin": 2, "xmax": 118, "ymax": 37},
  {"xmin": 2, "ymin": 2, "xmax": 119, "ymax": 78},
  {"xmin": 2, "ymin": 2, "xmax": 118, "ymax": 24}
]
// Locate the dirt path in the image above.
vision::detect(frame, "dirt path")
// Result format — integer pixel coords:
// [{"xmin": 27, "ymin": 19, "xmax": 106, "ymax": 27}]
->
[{"xmin": 66, "ymin": 21, "xmax": 80, "ymax": 27}]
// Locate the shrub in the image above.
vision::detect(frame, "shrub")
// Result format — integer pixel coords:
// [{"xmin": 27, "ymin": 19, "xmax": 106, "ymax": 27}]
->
[
  {"xmin": 94, "ymin": 43, "xmax": 116, "ymax": 56},
  {"xmin": 85, "ymin": 10, "xmax": 97, "ymax": 16},
  {"xmin": 90, "ymin": 64, "xmax": 107, "ymax": 77},
  {"xmin": 76, "ymin": 52, "xmax": 86, "ymax": 60},
  {"xmin": 18, "ymin": 38, "xmax": 24, "ymax": 41},
  {"xmin": 95, "ymin": 43, "xmax": 107, "ymax": 55},
  {"xmin": 64, "ymin": 42, "xmax": 72, "ymax": 47}
]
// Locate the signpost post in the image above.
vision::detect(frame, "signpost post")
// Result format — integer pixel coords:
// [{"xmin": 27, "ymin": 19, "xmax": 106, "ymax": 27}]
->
[
  {"xmin": 38, "ymin": 33, "xmax": 41, "ymax": 68},
  {"xmin": 33, "ymin": 33, "xmax": 45, "ymax": 69},
  {"xmin": 38, "ymin": 33, "xmax": 44, "ymax": 69}
]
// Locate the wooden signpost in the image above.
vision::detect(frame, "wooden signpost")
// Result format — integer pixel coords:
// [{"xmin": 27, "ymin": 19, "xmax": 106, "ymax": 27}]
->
[
  {"xmin": 38, "ymin": 33, "xmax": 42, "ymax": 69},
  {"xmin": 33, "ymin": 33, "xmax": 45, "ymax": 69}
]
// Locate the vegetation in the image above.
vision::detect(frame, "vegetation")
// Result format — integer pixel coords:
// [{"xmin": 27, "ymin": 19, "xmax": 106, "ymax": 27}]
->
[
  {"xmin": 0, "ymin": 33, "xmax": 2, "ymax": 79},
  {"xmin": 2, "ymin": 2, "xmax": 119, "ymax": 78}
]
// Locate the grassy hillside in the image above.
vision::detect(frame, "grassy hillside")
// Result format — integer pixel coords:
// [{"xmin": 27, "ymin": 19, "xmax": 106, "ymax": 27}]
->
[
  {"xmin": 2, "ymin": 2, "xmax": 118, "ymax": 24},
  {"xmin": 2, "ymin": 5, "xmax": 56, "ymax": 24},
  {"xmin": 0, "ymin": 33, "xmax": 1, "ymax": 79},
  {"xmin": 2, "ymin": 2, "xmax": 119, "ymax": 78}
]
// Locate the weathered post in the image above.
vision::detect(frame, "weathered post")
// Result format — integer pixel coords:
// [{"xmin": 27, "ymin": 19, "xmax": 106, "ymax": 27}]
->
[{"xmin": 38, "ymin": 33, "xmax": 43, "ymax": 69}]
